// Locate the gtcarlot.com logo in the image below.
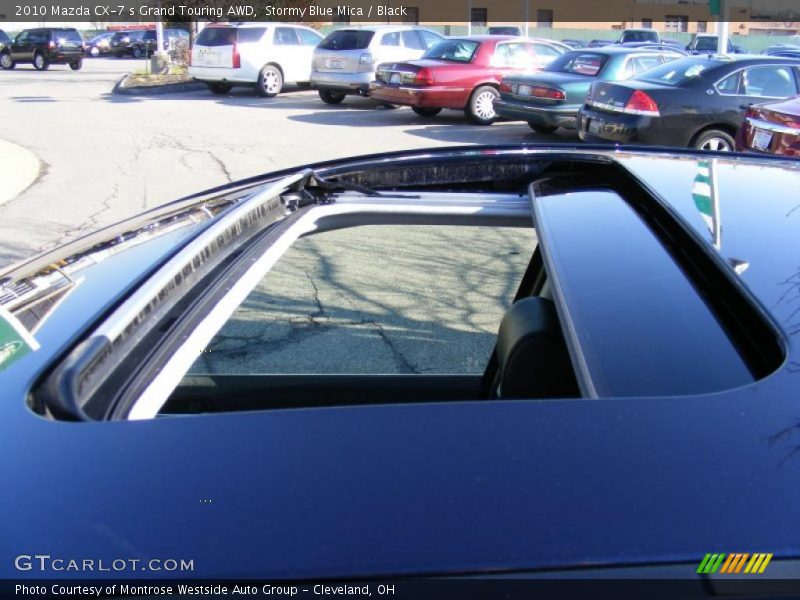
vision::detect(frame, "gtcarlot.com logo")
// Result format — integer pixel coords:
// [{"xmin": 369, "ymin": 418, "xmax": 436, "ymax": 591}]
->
[
  {"xmin": 14, "ymin": 554, "xmax": 194, "ymax": 573},
  {"xmin": 697, "ymin": 553, "xmax": 773, "ymax": 575}
]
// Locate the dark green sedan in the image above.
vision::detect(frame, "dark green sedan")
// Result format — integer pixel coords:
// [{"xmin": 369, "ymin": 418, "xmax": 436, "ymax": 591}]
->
[{"xmin": 494, "ymin": 46, "xmax": 684, "ymax": 133}]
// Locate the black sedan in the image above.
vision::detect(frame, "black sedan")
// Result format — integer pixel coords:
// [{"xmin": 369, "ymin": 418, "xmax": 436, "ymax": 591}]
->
[
  {"xmin": 578, "ymin": 55, "xmax": 800, "ymax": 150},
  {"xmin": 1, "ymin": 146, "xmax": 800, "ymax": 589}
]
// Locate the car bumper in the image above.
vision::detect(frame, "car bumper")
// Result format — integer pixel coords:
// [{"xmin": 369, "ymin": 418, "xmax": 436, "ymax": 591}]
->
[
  {"xmin": 310, "ymin": 70, "xmax": 375, "ymax": 94},
  {"xmin": 577, "ymin": 107, "xmax": 666, "ymax": 146},
  {"xmin": 48, "ymin": 52, "xmax": 83, "ymax": 63},
  {"xmin": 369, "ymin": 83, "xmax": 459, "ymax": 108},
  {"xmin": 188, "ymin": 66, "xmax": 254, "ymax": 84},
  {"xmin": 494, "ymin": 98, "xmax": 579, "ymax": 127}
]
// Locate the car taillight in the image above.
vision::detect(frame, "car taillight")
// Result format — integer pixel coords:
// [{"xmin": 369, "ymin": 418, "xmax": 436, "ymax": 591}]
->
[
  {"xmin": 48, "ymin": 40, "xmax": 56, "ymax": 49},
  {"xmin": 499, "ymin": 81, "xmax": 513, "ymax": 93},
  {"xmin": 623, "ymin": 89, "xmax": 660, "ymax": 116},
  {"xmin": 232, "ymin": 43, "xmax": 240, "ymax": 69},
  {"xmin": 414, "ymin": 68, "xmax": 435, "ymax": 86},
  {"xmin": 531, "ymin": 86, "xmax": 566, "ymax": 100}
]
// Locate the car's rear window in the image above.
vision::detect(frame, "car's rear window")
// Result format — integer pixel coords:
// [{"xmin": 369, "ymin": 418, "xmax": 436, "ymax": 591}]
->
[
  {"xmin": 636, "ymin": 58, "xmax": 717, "ymax": 85},
  {"xmin": 195, "ymin": 27, "xmax": 238, "ymax": 47},
  {"xmin": 0, "ymin": 31, "xmax": 10, "ymax": 44},
  {"xmin": 546, "ymin": 52, "xmax": 608, "ymax": 76},
  {"xmin": 423, "ymin": 40, "xmax": 480, "ymax": 63},
  {"xmin": 318, "ymin": 30, "xmax": 374, "ymax": 51}
]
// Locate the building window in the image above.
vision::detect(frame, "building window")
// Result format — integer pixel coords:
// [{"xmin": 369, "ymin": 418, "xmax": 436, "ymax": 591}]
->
[
  {"xmin": 697, "ymin": 20, "xmax": 707, "ymax": 32},
  {"xmin": 642, "ymin": 18, "xmax": 653, "ymax": 28},
  {"xmin": 404, "ymin": 6, "xmax": 419, "ymax": 24},
  {"xmin": 471, "ymin": 7, "xmax": 487, "ymax": 26},
  {"xmin": 665, "ymin": 15, "xmax": 689, "ymax": 32},
  {"xmin": 537, "ymin": 9, "xmax": 554, "ymax": 28}
]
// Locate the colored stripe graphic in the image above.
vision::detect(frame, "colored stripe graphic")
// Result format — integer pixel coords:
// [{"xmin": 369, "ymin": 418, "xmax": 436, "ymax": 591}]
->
[
  {"xmin": 697, "ymin": 553, "xmax": 726, "ymax": 574},
  {"xmin": 699, "ymin": 553, "xmax": 773, "ymax": 575}
]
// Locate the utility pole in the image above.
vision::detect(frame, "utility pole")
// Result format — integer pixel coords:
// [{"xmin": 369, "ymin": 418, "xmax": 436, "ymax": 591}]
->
[
  {"xmin": 155, "ymin": 0, "xmax": 165, "ymax": 57},
  {"xmin": 712, "ymin": 0, "xmax": 730, "ymax": 54}
]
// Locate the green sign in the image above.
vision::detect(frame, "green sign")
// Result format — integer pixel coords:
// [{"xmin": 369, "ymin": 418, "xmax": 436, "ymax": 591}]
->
[
  {"xmin": 0, "ymin": 306, "xmax": 39, "ymax": 373},
  {"xmin": 709, "ymin": 0, "xmax": 721, "ymax": 16}
]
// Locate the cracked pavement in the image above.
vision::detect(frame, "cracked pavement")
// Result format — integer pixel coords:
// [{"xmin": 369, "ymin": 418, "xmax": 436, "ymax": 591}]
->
[
  {"xmin": 0, "ymin": 58, "xmax": 555, "ymax": 374},
  {"xmin": 190, "ymin": 225, "xmax": 534, "ymax": 375},
  {"xmin": 0, "ymin": 57, "xmax": 571, "ymax": 268}
]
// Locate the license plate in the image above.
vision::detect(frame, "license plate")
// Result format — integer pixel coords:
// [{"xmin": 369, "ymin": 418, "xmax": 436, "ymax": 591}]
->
[
  {"xmin": 390, "ymin": 73, "xmax": 401, "ymax": 84},
  {"xmin": 197, "ymin": 48, "xmax": 224, "ymax": 67},
  {"xmin": 325, "ymin": 58, "xmax": 345, "ymax": 69},
  {"xmin": 517, "ymin": 84, "xmax": 531, "ymax": 97},
  {"xmin": 752, "ymin": 127, "xmax": 773, "ymax": 152},
  {"xmin": 588, "ymin": 118, "xmax": 603, "ymax": 135}
]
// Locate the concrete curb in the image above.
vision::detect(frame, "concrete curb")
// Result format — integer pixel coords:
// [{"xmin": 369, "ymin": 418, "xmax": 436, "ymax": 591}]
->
[
  {"xmin": 113, "ymin": 73, "xmax": 206, "ymax": 96},
  {"xmin": 0, "ymin": 140, "xmax": 42, "ymax": 207}
]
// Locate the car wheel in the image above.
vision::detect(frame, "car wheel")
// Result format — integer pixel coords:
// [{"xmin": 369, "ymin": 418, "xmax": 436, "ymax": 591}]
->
[
  {"xmin": 257, "ymin": 65, "xmax": 283, "ymax": 98},
  {"xmin": 318, "ymin": 90, "xmax": 345, "ymax": 105},
  {"xmin": 693, "ymin": 129, "xmax": 735, "ymax": 152},
  {"xmin": 69, "ymin": 58, "xmax": 83, "ymax": 71},
  {"xmin": 412, "ymin": 107, "xmax": 442, "ymax": 117},
  {"xmin": 466, "ymin": 86, "xmax": 500, "ymax": 125},
  {"xmin": 132, "ymin": 47, "xmax": 142, "ymax": 59},
  {"xmin": 33, "ymin": 52, "xmax": 49, "ymax": 71},
  {"xmin": 528, "ymin": 122, "xmax": 558, "ymax": 134},
  {"xmin": 0, "ymin": 52, "xmax": 15, "ymax": 70},
  {"xmin": 207, "ymin": 82, "xmax": 233, "ymax": 95},
  {"xmin": 90, "ymin": 46, "xmax": 100, "ymax": 57}
]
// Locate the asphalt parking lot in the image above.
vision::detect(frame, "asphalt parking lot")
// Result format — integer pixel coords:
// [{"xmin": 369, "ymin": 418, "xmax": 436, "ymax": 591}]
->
[
  {"xmin": 0, "ymin": 57, "xmax": 571, "ymax": 267},
  {"xmin": 0, "ymin": 56, "xmax": 564, "ymax": 376}
]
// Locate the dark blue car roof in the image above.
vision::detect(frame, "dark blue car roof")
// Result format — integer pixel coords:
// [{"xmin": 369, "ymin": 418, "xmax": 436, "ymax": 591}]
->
[{"xmin": 0, "ymin": 147, "xmax": 798, "ymax": 578}]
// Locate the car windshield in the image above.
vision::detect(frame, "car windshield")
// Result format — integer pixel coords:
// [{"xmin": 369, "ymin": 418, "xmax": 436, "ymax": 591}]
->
[
  {"xmin": 545, "ymin": 52, "xmax": 608, "ymax": 76},
  {"xmin": 636, "ymin": 58, "xmax": 715, "ymax": 85},
  {"xmin": 695, "ymin": 37, "xmax": 718, "ymax": 51},
  {"xmin": 195, "ymin": 26, "xmax": 237, "ymax": 46},
  {"xmin": 318, "ymin": 30, "xmax": 374, "ymax": 51},
  {"xmin": 423, "ymin": 40, "xmax": 480, "ymax": 63}
]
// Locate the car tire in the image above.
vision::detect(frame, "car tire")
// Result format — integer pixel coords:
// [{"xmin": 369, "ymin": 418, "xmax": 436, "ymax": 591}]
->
[
  {"xmin": 90, "ymin": 46, "xmax": 100, "ymax": 57},
  {"xmin": 412, "ymin": 107, "xmax": 442, "ymax": 117},
  {"xmin": 257, "ymin": 65, "xmax": 283, "ymax": 98},
  {"xmin": 69, "ymin": 59, "xmax": 83, "ymax": 71},
  {"xmin": 33, "ymin": 52, "xmax": 49, "ymax": 71},
  {"xmin": 318, "ymin": 90, "xmax": 345, "ymax": 105},
  {"xmin": 528, "ymin": 122, "xmax": 558, "ymax": 134},
  {"xmin": 132, "ymin": 47, "xmax": 142, "ymax": 59},
  {"xmin": 466, "ymin": 85, "xmax": 500, "ymax": 125},
  {"xmin": 207, "ymin": 82, "xmax": 233, "ymax": 95},
  {"xmin": 692, "ymin": 129, "xmax": 735, "ymax": 152},
  {"xmin": 0, "ymin": 52, "xmax": 15, "ymax": 70}
]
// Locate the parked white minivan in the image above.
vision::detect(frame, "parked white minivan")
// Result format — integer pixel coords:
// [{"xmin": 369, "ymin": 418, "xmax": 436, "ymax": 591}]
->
[
  {"xmin": 310, "ymin": 25, "xmax": 443, "ymax": 104},
  {"xmin": 189, "ymin": 22, "xmax": 324, "ymax": 97}
]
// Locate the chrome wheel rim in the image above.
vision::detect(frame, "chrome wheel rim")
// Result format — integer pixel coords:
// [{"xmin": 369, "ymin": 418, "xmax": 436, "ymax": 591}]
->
[
  {"xmin": 90, "ymin": 47, "xmax": 99, "ymax": 57},
  {"xmin": 701, "ymin": 137, "xmax": 732, "ymax": 152},
  {"xmin": 474, "ymin": 91, "xmax": 497, "ymax": 120},
  {"xmin": 34, "ymin": 55, "xmax": 44, "ymax": 69},
  {"xmin": 263, "ymin": 69, "xmax": 281, "ymax": 94},
  {"xmin": 0, "ymin": 54, "xmax": 11, "ymax": 68}
]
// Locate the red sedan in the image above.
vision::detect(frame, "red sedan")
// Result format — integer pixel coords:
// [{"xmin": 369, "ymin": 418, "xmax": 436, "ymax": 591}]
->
[
  {"xmin": 735, "ymin": 95, "xmax": 800, "ymax": 157},
  {"xmin": 369, "ymin": 36, "xmax": 563, "ymax": 125}
]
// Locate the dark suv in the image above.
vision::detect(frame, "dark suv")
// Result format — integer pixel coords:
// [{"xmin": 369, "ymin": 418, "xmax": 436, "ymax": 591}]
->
[
  {"xmin": 109, "ymin": 29, "xmax": 189, "ymax": 58},
  {"xmin": 0, "ymin": 27, "xmax": 84, "ymax": 71},
  {"xmin": 0, "ymin": 29, "xmax": 11, "ymax": 52}
]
